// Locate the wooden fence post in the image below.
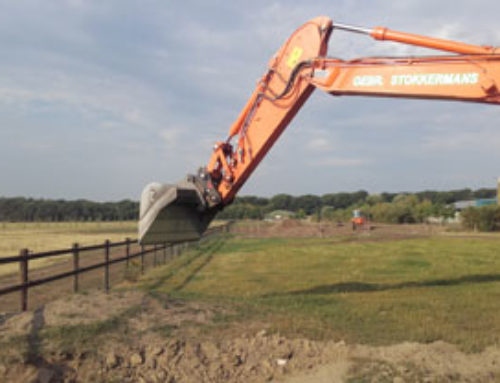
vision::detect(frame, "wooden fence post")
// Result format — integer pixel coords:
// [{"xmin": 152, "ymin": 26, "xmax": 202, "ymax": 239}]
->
[
  {"xmin": 153, "ymin": 244, "xmax": 157, "ymax": 267},
  {"xmin": 72, "ymin": 243, "xmax": 79, "ymax": 293},
  {"xmin": 104, "ymin": 240, "xmax": 110, "ymax": 292},
  {"xmin": 19, "ymin": 248, "xmax": 29, "ymax": 312},
  {"xmin": 141, "ymin": 245, "xmax": 145, "ymax": 274},
  {"xmin": 125, "ymin": 238, "xmax": 131, "ymax": 269},
  {"xmin": 163, "ymin": 244, "xmax": 167, "ymax": 264}
]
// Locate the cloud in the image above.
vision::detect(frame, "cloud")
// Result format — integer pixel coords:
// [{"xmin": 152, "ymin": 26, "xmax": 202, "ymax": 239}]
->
[
  {"xmin": 1, "ymin": 0, "xmax": 500, "ymax": 199},
  {"xmin": 310, "ymin": 157, "xmax": 368, "ymax": 167},
  {"xmin": 159, "ymin": 128, "xmax": 181, "ymax": 148},
  {"xmin": 65, "ymin": 0, "xmax": 87, "ymax": 9},
  {"xmin": 305, "ymin": 137, "xmax": 331, "ymax": 152},
  {"xmin": 0, "ymin": 65, "xmax": 170, "ymax": 133},
  {"xmin": 423, "ymin": 128, "xmax": 500, "ymax": 152}
]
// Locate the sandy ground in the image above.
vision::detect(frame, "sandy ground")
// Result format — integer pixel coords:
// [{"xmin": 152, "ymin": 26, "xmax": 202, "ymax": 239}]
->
[{"xmin": 0, "ymin": 290, "xmax": 499, "ymax": 383}]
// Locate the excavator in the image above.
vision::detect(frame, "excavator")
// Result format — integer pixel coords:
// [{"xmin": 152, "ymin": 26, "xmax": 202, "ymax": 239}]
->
[
  {"xmin": 138, "ymin": 16, "xmax": 500, "ymax": 244},
  {"xmin": 351, "ymin": 209, "xmax": 368, "ymax": 231}
]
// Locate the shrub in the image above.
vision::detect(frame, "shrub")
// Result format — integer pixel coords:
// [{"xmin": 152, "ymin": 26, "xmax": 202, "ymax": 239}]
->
[{"xmin": 461, "ymin": 206, "xmax": 500, "ymax": 231}]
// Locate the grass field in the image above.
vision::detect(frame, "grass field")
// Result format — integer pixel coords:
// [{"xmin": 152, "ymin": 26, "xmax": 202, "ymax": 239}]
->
[
  {"xmin": 140, "ymin": 233, "xmax": 500, "ymax": 352},
  {"xmin": 0, "ymin": 221, "xmax": 137, "ymax": 275},
  {"xmin": 2, "ymin": 224, "xmax": 500, "ymax": 381}
]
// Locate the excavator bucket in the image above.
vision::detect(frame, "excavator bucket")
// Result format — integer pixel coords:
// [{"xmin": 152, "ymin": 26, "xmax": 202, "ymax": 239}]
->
[{"xmin": 138, "ymin": 177, "xmax": 217, "ymax": 245}]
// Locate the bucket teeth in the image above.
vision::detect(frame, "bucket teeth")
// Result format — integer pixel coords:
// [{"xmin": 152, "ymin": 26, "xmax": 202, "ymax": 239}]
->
[{"xmin": 138, "ymin": 172, "xmax": 219, "ymax": 245}]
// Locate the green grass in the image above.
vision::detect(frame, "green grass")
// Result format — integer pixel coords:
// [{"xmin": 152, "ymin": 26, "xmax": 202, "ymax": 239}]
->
[{"xmin": 140, "ymin": 235, "xmax": 500, "ymax": 352}]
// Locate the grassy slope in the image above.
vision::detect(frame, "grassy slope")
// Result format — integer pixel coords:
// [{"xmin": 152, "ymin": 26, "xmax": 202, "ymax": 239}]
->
[{"xmin": 141, "ymin": 235, "xmax": 500, "ymax": 352}]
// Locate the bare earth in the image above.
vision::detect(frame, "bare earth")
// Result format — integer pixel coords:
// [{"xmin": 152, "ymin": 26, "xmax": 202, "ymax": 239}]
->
[
  {"xmin": 232, "ymin": 219, "xmax": 444, "ymax": 241},
  {"xmin": 1, "ymin": 290, "xmax": 499, "ymax": 383}
]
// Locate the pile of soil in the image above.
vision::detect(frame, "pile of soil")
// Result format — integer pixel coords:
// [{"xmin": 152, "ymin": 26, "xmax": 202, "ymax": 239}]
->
[
  {"xmin": 233, "ymin": 220, "xmax": 439, "ymax": 241},
  {"xmin": 1, "ymin": 290, "xmax": 499, "ymax": 382},
  {"xmin": 232, "ymin": 220, "xmax": 351, "ymax": 238}
]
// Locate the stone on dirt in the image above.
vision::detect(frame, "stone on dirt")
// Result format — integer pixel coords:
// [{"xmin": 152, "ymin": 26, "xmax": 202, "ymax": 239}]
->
[
  {"xmin": 21, "ymin": 365, "xmax": 38, "ymax": 383},
  {"xmin": 276, "ymin": 358, "xmax": 288, "ymax": 366},
  {"xmin": 256, "ymin": 329, "xmax": 267, "ymax": 337},
  {"xmin": 147, "ymin": 346, "xmax": 164, "ymax": 358},
  {"xmin": 146, "ymin": 357, "xmax": 157, "ymax": 369},
  {"xmin": 130, "ymin": 352, "xmax": 144, "ymax": 366},
  {"xmin": 156, "ymin": 370, "xmax": 167, "ymax": 380},
  {"xmin": 37, "ymin": 367, "xmax": 55, "ymax": 383},
  {"xmin": 105, "ymin": 352, "xmax": 119, "ymax": 369}
]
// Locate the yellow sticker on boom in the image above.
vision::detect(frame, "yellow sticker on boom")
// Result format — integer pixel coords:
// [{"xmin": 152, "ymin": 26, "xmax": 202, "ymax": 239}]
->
[{"xmin": 286, "ymin": 47, "xmax": 303, "ymax": 69}]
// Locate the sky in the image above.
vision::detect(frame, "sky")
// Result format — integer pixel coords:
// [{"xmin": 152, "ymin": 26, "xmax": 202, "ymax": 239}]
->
[{"xmin": 1, "ymin": 0, "xmax": 500, "ymax": 201}]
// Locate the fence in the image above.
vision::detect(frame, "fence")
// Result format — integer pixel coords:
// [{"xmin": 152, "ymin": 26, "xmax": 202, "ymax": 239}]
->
[{"xmin": 0, "ymin": 224, "xmax": 229, "ymax": 312}]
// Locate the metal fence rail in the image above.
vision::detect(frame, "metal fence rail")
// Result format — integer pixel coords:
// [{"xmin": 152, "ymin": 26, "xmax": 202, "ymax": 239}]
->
[{"xmin": 0, "ymin": 224, "xmax": 229, "ymax": 312}]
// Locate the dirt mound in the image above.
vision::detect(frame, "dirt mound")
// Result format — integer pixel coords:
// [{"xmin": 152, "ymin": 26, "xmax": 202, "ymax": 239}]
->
[
  {"xmin": 232, "ymin": 220, "xmax": 352, "ymax": 238},
  {"xmin": 1, "ymin": 290, "xmax": 499, "ymax": 382},
  {"xmin": 0, "ymin": 291, "xmax": 347, "ymax": 382},
  {"xmin": 351, "ymin": 341, "xmax": 500, "ymax": 381},
  {"xmin": 233, "ymin": 220, "xmax": 438, "ymax": 241},
  {"xmin": 275, "ymin": 219, "xmax": 303, "ymax": 229},
  {"xmin": 88, "ymin": 332, "xmax": 349, "ymax": 383}
]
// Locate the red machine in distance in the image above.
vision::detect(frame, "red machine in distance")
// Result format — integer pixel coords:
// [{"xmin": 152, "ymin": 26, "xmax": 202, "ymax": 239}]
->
[
  {"xmin": 139, "ymin": 16, "xmax": 500, "ymax": 244},
  {"xmin": 351, "ymin": 209, "xmax": 368, "ymax": 231}
]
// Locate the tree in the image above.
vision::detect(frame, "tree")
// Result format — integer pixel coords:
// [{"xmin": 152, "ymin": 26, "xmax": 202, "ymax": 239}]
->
[
  {"xmin": 291, "ymin": 195, "xmax": 321, "ymax": 214},
  {"xmin": 320, "ymin": 206, "xmax": 336, "ymax": 221},
  {"xmin": 269, "ymin": 194, "xmax": 293, "ymax": 211},
  {"xmin": 413, "ymin": 200, "xmax": 434, "ymax": 223},
  {"xmin": 295, "ymin": 209, "xmax": 306, "ymax": 219},
  {"xmin": 461, "ymin": 206, "xmax": 500, "ymax": 231}
]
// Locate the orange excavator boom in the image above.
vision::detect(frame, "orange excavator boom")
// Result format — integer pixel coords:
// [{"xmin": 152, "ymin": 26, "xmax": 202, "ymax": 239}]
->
[{"xmin": 139, "ymin": 16, "xmax": 500, "ymax": 244}]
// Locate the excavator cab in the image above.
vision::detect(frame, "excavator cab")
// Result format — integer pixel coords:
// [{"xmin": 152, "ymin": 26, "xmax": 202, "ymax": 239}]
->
[{"xmin": 351, "ymin": 209, "xmax": 367, "ymax": 231}]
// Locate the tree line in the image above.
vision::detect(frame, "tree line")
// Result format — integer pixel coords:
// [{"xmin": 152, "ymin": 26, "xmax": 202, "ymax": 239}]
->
[
  {"xmin": 217, "ymin": 188, "xmax": 496, "ymax": 222},
  {"xmin": 461, "ymin": 205, "xmax": 500, "ymax": 232},
  {"xmin": 0, "ymin": 187, "xmax": 496, "ymax": 222},
  {"xmin": 0, "ymin": 198, "xmax": 138, "ymax": 222}
]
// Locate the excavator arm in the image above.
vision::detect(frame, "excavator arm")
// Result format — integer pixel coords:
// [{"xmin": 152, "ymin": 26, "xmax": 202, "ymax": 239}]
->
[{"xmin": 139, "ymin": 16, "xmax": 500, "ymax": 244}]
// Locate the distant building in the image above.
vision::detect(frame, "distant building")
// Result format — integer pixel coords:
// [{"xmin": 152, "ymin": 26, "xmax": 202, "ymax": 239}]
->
[
  {"xmin": 265, "ymin": 210, "xmax": 295, "ymax": 221},
  {"xmin": 453, "ymin": 198, "xmax": 497, "ymax": 211}
]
